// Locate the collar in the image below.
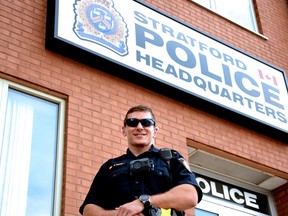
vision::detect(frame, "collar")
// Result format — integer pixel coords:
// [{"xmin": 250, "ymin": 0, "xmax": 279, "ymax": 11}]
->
[{"xmin": 126, "ymin": 145, "xmax": 159, "ymax": 158}]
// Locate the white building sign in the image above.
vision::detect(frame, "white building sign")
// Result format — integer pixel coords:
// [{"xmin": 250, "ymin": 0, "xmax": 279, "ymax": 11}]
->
[{"xmin": 53, "ymin": 0, "xmax": 288, "ymax": 133}]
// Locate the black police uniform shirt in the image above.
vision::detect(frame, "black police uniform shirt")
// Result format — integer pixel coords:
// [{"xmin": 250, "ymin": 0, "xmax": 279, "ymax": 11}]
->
[{"xmin": 79, "ymin": 145, "xmax": 203, "ymax": 214}]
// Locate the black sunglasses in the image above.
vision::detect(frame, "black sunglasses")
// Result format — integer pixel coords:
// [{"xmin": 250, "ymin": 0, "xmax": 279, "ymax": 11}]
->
[{"xmin": 125, "ymin": 118, "xmax": 155, "ymax": 127}]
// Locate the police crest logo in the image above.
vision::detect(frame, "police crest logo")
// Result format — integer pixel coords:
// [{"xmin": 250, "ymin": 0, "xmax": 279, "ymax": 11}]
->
[{"xmin": 73, "ymin": 0, "xmax": 128, "ymax": 56}]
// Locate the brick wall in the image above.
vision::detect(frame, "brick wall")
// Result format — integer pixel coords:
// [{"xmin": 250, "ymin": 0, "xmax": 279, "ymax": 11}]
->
[
  {"xmin": 273, "ymin": 183, "xmax": 288, "ymax": 215},
  {"xmin": 0, "ymin": 0, "xmax": 287, "ymax": 215}
]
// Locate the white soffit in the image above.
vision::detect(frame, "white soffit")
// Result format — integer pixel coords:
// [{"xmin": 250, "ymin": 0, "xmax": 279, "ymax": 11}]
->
[
  {"xmin": 188, "ymin": 147, "xmax": 287, "ymax": 190},
  {"xmin": 258, "ymin": 176, "xmax": 288, "ymax": 190}
]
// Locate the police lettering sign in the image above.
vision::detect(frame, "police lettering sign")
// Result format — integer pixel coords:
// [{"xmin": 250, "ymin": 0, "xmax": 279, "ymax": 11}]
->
[
  {"xmin": 51, "ymin": 0, "xmax": 288, "ymax": 134},
  {"xmin": 195, "ymin": 174, "xmax": 270, "ymax": 214}
]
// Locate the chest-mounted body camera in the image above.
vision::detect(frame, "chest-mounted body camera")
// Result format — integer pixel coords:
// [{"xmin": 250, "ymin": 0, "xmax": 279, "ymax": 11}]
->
[{"xmin": 130, "ymin": 158, "xmax": 154, "ymax": 175}]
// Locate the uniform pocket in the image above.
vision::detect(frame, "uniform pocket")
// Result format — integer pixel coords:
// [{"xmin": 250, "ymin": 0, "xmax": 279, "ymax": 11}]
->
[
  {"xmin": 148, "ymin": 163, "xmax": 172, "ymax": 193},
  {"xmin": 108, "ymin": 165, "xmax": 131, "ymax": 191}
]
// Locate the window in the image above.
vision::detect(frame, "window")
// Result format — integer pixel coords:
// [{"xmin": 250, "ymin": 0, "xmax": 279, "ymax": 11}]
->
[
  {"xmin": 0, "ymin": 79, "xmax": 65, "ymax": 216},
  {"xmin": 196, "ymin": 208, "xmax": 219, "ymax": 216},
  {"xmin": 192, "ymin": 0, "xmax": 258, "ymax": 32}
]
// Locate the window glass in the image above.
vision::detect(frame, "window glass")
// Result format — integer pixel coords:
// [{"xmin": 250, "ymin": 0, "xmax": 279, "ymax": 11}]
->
[
  {"xmin": 194, "ymin": 0, "xmax": 213, "ymax": 9},
  {"xmin": 0, "ymin": 83, "xmax": 65, "ymax": 216},
  {"xmin": 195, "ymin": 208, "xmax": 219, "ymax": 216},
  {"xmin": 193, "ymin": 0, "xmax": 258, "ymax": 32}
]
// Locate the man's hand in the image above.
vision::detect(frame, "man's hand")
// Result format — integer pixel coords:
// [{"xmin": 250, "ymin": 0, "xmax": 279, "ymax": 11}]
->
[
  {"xmin": 83, "ymin": 200, "xmax": 145, "ymax": 216},
  {"xmin": 115, "ymin": 199, "xmax": 145, "ymax": 216}
]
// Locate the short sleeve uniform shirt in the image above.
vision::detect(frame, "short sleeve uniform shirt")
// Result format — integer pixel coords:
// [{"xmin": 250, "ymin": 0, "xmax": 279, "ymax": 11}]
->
[{"xmin": 79, "ymin": 145, "xmax": 202, "ymax": 214}]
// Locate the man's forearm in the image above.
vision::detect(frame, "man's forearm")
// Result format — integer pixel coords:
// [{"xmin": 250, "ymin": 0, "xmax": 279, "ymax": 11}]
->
[
  {"xmin": 83, "ymin": 204, "xmax": 116, "ymax": 216},
  {"xmin": 82, "ymin": 184, "xmax": 199, "ymax": 215},
  {"xmin": 150, "ymin": 184, "xmax": 198, "ymax": 211}
]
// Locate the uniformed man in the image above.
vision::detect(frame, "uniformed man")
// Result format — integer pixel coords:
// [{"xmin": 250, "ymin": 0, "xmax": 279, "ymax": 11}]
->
[{"xmin": 79, "ymin": 105, "xmax": 202, "ymax": 216}]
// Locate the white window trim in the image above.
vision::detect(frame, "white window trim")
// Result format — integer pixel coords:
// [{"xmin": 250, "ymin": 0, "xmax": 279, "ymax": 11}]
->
[
  {"xmin": 191, "ymin": 0, "xmax": 269, "ymax": 40},
  {"xmin": 0, "ymin": 78, "xmax": 65, "ymax": 216}
]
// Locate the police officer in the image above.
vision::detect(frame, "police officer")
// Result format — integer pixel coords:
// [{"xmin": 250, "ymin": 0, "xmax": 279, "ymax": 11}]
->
[{"xmin": 79, "ymin": 105, "xmax": 202, "ymax": 216}]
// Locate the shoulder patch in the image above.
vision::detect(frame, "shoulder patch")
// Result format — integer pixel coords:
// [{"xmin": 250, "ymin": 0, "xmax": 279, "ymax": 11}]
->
[{"xmin": 178, "ymin": 158, "xmax": 192, "ymax": 173}]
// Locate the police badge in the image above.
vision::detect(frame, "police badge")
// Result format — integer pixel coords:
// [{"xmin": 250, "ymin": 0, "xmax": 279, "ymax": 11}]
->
[{"xmin": 73, "ymin": 0, "xmax": 128, "ymax": 56}]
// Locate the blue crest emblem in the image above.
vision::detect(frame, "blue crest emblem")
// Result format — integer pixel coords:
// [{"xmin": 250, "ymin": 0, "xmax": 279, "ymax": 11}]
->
[{"xmin": 73, "ymin": 0, "xmax": 128, "ymax": 56}]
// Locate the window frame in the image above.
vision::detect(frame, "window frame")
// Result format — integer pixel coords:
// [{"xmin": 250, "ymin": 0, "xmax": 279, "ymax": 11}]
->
[
  {"xmin": 0, "ymin": 78, "xmax": 66, "ymax": 216},
  {"xmin": 192, "ymin": 0, "xmax": 259, "ymax": 33}
]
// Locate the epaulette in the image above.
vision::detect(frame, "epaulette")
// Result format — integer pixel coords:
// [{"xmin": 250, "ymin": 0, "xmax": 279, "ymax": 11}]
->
[{"xmin": 101, "ymin": 155, "xmax": 127, "ymax": 171}]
